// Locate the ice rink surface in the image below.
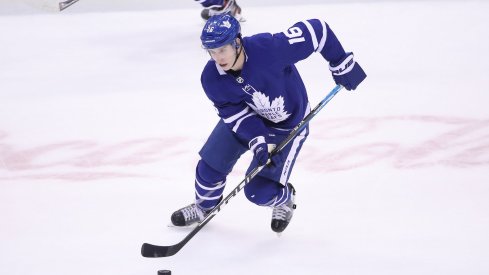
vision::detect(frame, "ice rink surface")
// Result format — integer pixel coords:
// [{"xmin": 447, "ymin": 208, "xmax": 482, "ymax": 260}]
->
[{"xmin": 1, "ymin": 1, "xmax": 488, "ymax": 274}]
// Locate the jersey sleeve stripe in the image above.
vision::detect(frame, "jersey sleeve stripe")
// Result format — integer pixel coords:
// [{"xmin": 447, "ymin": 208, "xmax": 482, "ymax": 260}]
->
[
  {"xmin": 316, "ymin": 20, "xmax": 327, "ymax": 53},
  {"xmin": 232, "ymin": 112, "xmax": 256, "ymax": 133},
  {"xmin": 302, "ymin": 20, "xmax": 319, "ymax": 51},
  {"xmin": 223, "ymin": 106, "xmax": 250, "ymax": 123}
]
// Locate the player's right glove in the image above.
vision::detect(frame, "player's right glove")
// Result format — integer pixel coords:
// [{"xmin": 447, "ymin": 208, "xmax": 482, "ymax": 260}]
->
[
  {"xmin": 249, "ymin": 136, "xmax": 269, "ymax": 166},
  {"xmin": 329, "ymin": 52, "xmax": 366, "ymax": 91}
]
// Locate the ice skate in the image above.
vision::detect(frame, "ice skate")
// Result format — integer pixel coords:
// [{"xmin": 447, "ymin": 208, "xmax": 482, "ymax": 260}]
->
[
  {"xmin": 200, "ymin": 0, "xmax": 245, "ymax": 22},
  {"xmin": 171, "ymin": 203, "xmax": 208, "ymax": 227},
  {"xmin": 271, "ymin": 183, "xmax": 296, "ymax": 234}
]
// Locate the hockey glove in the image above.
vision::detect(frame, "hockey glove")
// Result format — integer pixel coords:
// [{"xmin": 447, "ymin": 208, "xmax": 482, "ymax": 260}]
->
[
  {"xmin": 249, "ymin": 136, "xmax": 269, "ymax": 166},
  {"xmin": 329, "ymin": 52, "xmax": 366, "ymax": 91}
]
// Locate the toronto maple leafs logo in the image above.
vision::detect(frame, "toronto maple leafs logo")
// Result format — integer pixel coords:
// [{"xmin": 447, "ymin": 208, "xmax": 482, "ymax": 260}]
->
[
  {"xmin": 221, "ymin": 20, "xmax": 231, "ymax": 28},
  {"xmin": 249, "ymin": 91, "xmax": 290, "ymax": 123}
]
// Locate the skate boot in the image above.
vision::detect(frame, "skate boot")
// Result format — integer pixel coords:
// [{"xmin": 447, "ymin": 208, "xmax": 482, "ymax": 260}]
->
[
  {"xmin": 271, "ymin": 183, "xmax": 296, "ymax": 233},
  {"xmin": 171, "ymin": 203, "xmax": 208, "ymax": 226},
  {"xmin": 200, "ymin": 0, "xmax": 244, "ymax": 22}
]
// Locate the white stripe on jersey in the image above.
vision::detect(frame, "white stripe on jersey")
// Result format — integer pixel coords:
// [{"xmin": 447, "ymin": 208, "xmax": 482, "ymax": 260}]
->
[
  {"xmin": 302, "ymin": 20, "xmax": 318, "ymax": 51},
  {"xmin": 316, "ymin": 20, "xmax": 327, "ymax": 53},
  {"xmin": 232, "ymin": 112, "xmax": 256, "ymax": 133},
  {"xmin": 223, "ymin": 106, "xmax": 250, "ymax": 123}
]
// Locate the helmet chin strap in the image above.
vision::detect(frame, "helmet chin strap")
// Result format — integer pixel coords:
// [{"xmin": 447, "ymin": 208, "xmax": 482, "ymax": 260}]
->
[{"xmin": 230, "ymin": 37, "xmax": 244, "ymax": 69}]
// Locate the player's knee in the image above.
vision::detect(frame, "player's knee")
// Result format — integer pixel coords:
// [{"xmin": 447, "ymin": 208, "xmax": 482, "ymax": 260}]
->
[
  {"xmin": 244, "ymin": 176, "xmax": 279, "ymax": 206},
  {"xmin": 196, "ymin": 159, "xmax": 227, "ymax": 183},
  {"xmin": 244, "ymin": 180, "xmax": 261, "ymax": 204}
]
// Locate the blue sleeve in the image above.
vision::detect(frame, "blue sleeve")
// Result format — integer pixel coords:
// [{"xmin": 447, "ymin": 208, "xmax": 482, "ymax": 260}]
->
[
  {"xmin": 201, "ymin": 75, "xmax": 268, "ymax": 147},
  {"xmin": 254, "ymin": 19, "xmax": 348, "ymax": 66}
]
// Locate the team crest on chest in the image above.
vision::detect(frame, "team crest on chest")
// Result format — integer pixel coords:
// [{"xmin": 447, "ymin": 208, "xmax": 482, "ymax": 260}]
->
[{"xmin": 249, "ymin": 90, "xmax": 290, "ymax": 123}]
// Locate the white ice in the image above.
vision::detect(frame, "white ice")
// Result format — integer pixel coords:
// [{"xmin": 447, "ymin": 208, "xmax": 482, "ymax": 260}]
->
[{"xmin": 1, "ymin": 1, "xmax": 488, "ymax": 275}]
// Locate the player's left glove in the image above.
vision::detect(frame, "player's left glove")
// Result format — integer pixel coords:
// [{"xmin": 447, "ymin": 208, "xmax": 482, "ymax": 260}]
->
[
  {"xmin": 249, "ymin": 136, "xmax": 269, "ymax": 166},
  {"xmin": 329, "ymin": 52, "xmax": 366, "ymax": 91}
]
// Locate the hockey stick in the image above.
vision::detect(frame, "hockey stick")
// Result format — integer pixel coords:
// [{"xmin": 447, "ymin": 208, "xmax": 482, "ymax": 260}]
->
[
  {"xmin": 59, "ymin": 0, "xmax": 80, "ymax": 11},
  {"xmin": 141, "ymin": 84, "xmax": 343, "ymax": 258}
]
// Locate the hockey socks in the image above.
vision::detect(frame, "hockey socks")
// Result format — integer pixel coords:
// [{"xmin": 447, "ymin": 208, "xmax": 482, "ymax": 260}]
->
[{"xmin": 194, "ymin": 159, "xmax": 227, "ymax": 211}]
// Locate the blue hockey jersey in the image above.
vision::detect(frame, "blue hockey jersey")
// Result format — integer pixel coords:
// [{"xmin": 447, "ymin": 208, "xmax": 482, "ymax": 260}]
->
[{"xmin": 201, "ymin": 19, "xmax": 347, "ymax": 146}]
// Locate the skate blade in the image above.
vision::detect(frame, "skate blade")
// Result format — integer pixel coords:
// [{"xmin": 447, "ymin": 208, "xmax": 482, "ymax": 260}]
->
[{"xmin": 167, "ymin": 223, "xmax": 198, "ymax": 230}]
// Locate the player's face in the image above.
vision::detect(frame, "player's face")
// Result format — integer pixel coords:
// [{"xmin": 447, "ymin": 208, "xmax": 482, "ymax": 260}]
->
[{"xmin": 208, "ymin": 43, "xmax": 238, "ymax": 71}]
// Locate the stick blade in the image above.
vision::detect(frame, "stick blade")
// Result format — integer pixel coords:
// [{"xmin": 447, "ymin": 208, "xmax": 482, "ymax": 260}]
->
[
  {"xmin": 141, "ymin": 243, "xmax": 181, "ymax": 258},
  {"xmin": 59, "ymin": 0, "xmax": 80, "ymax": 11}
]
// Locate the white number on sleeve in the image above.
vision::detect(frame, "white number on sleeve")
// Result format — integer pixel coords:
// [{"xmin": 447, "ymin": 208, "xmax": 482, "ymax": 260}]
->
[{"xmin": 283, "ymin": 27, "xmax": 305, "ymax": 45}]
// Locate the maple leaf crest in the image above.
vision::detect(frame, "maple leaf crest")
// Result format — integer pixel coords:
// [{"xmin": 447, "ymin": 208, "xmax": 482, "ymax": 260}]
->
[
  {"xmin": 250, "ymin": 91, "xmax": 290, "ymax": 123},
  {"xmin": 221, "ymin": 20, "xmax": 231, "ymax": 28}
]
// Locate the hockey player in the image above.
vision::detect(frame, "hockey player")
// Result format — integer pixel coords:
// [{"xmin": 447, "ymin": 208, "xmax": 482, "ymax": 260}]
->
[
  {"xmin": 194, "ymin": 0, "xmax": 243, "ymax": 21},
  {"xmin": 171, "ymin": 14, "xmax": 366, "ymax": 233}
]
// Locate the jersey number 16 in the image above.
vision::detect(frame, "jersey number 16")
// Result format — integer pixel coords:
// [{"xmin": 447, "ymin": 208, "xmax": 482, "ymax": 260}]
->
[{"xmin": 284, "ymin": 27, "xmax": 305, "ymax": 45}]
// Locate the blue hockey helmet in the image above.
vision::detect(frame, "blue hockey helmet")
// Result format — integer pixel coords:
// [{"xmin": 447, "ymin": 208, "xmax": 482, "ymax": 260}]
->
[{"xmin": 201, "ymin": 14, "xmax": 241, "ymax": 49}]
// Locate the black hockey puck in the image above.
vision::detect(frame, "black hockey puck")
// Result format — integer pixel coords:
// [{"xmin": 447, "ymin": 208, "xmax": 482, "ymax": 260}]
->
[{"xmin": 157, "ymin": 270, "xmax": 171, "ymax": 275}]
